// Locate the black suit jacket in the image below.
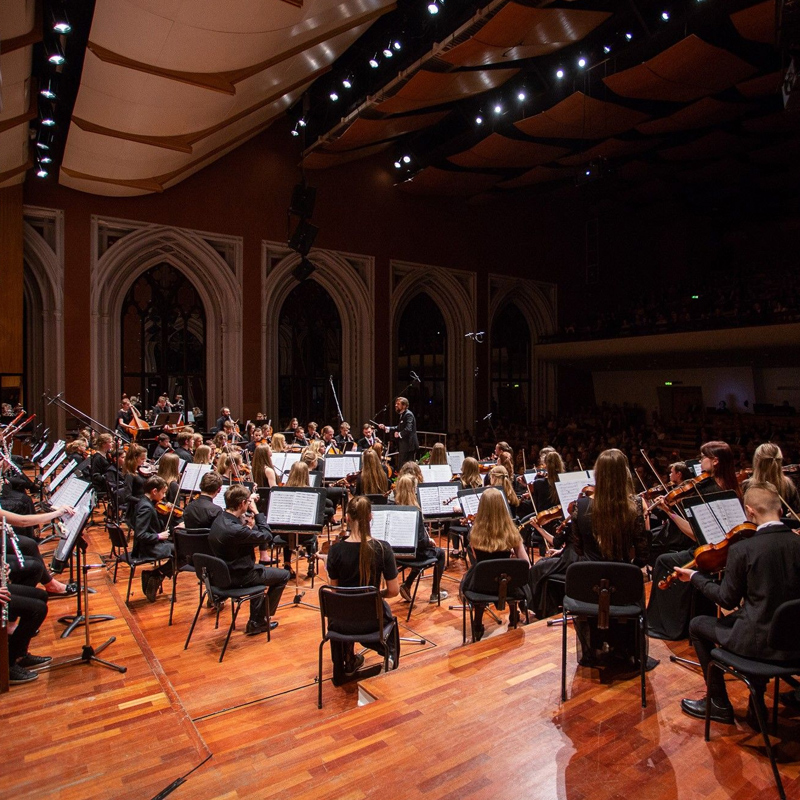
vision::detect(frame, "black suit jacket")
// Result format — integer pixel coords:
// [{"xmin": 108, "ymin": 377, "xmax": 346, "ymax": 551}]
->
[
  {"xmin": 133, "ymin": 496, "xmax": 164, "ymax": 558},
  {"xmin": 358, "ymin": 436, "xmax": 379, "ymax": 450},
  {"xmin": 692, "ymin": 523, "xmax": 800, "ymax": 659},
  {"xmin": 183, "ymin": 494, "xmax": 223, "ymax": 531},
  {"xmin": 173, "ymin": 446, "xmax": 193, "ymax": 463},
  {"xmin": 388, "ymin": 409, "xmax": 418, "ymax": 457},
  {"xmin": 209, "ymin": 510, "xmax": 273, "ymax": 583}
]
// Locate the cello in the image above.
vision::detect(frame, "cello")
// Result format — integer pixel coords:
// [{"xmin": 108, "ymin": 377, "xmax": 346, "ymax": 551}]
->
[{"xmin": 122, "ymin": 404, "xmax": 150, "ymax": 441}]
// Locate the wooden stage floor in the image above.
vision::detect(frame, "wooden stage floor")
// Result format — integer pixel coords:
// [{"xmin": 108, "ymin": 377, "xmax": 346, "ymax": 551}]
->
[{"xmin": 5, "ymin": 520, "xmax": 800, "ymax": 800}]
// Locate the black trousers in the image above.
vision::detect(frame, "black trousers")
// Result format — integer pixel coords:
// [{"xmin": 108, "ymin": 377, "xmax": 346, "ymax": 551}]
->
[
  {"xmin": 233, "ymin": 565, "xmax": 290, "ymax": 621},
  {"xmin": 8, "ymin": 534, "xmax": 52, "ymax": 586},
  {"xmin": 8, "ymin": 584, "xmax": 49, "ymax": 663}
]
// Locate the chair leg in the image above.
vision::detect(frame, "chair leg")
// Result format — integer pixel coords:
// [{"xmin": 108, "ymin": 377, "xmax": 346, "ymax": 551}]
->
[
  {"xmin": 773, "ymin": 677, "xmax": 780, "ymax": 735},
  {"xmin": 113, "ymin": 560, "xmax": 119, "ymax": 583},
  {"xmin": 169, "ymin": 571, "xmax": 179, "ymax": 626},
  {"xmin": 318, "ymin": 639, "xmax": 326, "ymax": 709},
  {"xmin": 220, "ymin": 600, "xmax": 243, "ymax": 662},
  {"xmin": 126, "ymin": 565, "xmax": 135, "ymax": 605},
  {"xmin": 406, "ymin": 570, "xmax": 424, "ymax": 623},
  {"xmin": 184, "ymin": 589, "xmax": 206, "ymax": 650},
  {"xmin": 561, "ymin": 606, "xmax": 568, "ymax": 702},
  {"xmin": 462, "ymin": 600, "xmax": 467, "ymax": 645},
  {"xmin": 639, "ymin": 615, "xmax": 647, "ymax": 708},
  {"xmin": 743, "ymin": 672, "xmax": 786, "ymax": 800}
]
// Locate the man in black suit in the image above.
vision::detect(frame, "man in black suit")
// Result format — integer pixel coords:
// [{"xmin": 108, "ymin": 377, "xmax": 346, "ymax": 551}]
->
[
  {"xmin": 380, "ymin": 396, "xmax": 418, "ymax": 464},
  {"xmin": 182, "ymin": 472, "xmax": 224, "ymax": 530},
  {"xmin": 214, "ymin": 407, "xmax": 233, "ymax": 434},
  {"xmin": 134, "ymin": 476, "xmax": 175, "ymax": 602},
  {"xmin": 172, "ymin": 431, "xmax": 193, "ymax": 463},
  {"xmin": 357, "ymin": 423, "xmax": 380, "ymax": 451},
  {"xmin": 676, "ymin": 481, "xmax": 800, "ymax": 726},
  {"xmin": 152, "ymin": 433, "xmax": 172, "ymax": 460},
  {"xmin": 209, "ymin": 485, "xmax": 290, "ymax": 635}
]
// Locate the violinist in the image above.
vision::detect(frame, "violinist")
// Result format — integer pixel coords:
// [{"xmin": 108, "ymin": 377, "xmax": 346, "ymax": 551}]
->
[
  {"xmin": 294, "ymin": 426, "xmax": 309, "ymax": 448},
  {"xmin": 123, "ymin": 444, "xmax": 149, "ymax": 526},
  {"xmin": 429, "ymin": 442, "xmax": 448, "ymax": 466},
  {"xmin": 244, "ymin": 427, "xmax": 264, "ymax": 455},
  {"xmin": 271, "ymin": 432, "xmax": 288, "ymax": 453},
  {"xmin": 742, "ymin": 442, "xmax": 799, "ymax": 517},
  {"xmin": 487, "ymin": 466, "xmax": 520, "ymax": 521},
  {"xmin": 307, "ymin": 421, "xmax": 321, "ymax": 441},
  {"xmin": 251, "ymin": 444, "xmax": 278, "ymax": 489},
  {"xmin": 104, "ymin": 448, "xmax": 130, "ymax": 516},
  {"xmin": 181, "ymin": 472, "xmax": 224, "ymax": 531},
  {"xmin": 173, "ymin": 431, "xmax": 194, "ymax": 463},
  {"xmin": 217, "ymin": 452, "xmax": 245, "ymax": 484},
  {"xmin": 449, "ymin": 457, "xmax": 483, "ymax": 559},
  {"xmin": 676, "ymin": 482, "xmax": 800, "ymax": 727},
  {"xmin": 647, "ymin": 440, "xmax": 743, "ymax": 641},
  {"xmin": 152, "ymin": 433, "xmax": 172, "ymax": 460},
  {"xmin": 321, "ymin": 426, "xmax": 339, "ymax": 455},
  {"xmin": 353, "ymin": 448, "xmax": 388, "ymax": 497},
  {"xmin": 301, "ymin": 450, "xmax": 343, "ymax": 521},
  {"xmin": 134, "ymin": 476, "xmax": 174, "ymax": 603},
  {"xmin": 283, "ymin": 462, "xmax": 325, "ymax": 577},
  {"xmin": 647, "ymin": 461, "xmax": 694, "ymax": 553},
  {"xmin": 156, "ymin": 452, "xmax": 182, "ymax": 504},
  {"xmin": 89, "ymin": 433, "xmax": 114, "ymax": 491},
  {"xmin": 190, "ymin": 432, "xmax": 203, "ymax": 454},
  {"xmin": 358, "ymin": 424, "xmax": 379, "ymax": 451},
  {"xmin": 65, "ymin": 438, "xmax": 90, "ymax": 478}
]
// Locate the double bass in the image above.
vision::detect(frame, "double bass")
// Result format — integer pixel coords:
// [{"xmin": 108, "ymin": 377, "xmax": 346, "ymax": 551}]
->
[{"xmin": 122, "ymin": 405, "xmax": 150, "ymax": 441}]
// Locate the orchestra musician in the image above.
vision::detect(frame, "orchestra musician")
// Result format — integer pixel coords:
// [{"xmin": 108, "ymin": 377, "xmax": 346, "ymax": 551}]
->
[
  {"xmin": 214, "ymin": 407, "xmax": 234, "ymax": 434},
  {"xmin": 675, "ymin": 482, "xmax": 800, "ymax": 727},
  {"xmin": 449, "ymin": 457, "xmax": 483, "ymax": 559},
  {"xmin": 741, "ymin": 442, "xmax": 800, "ymax": 516},
  {"xmin": 320, "ymin": 426, "xmax": 339, "ymax": 455},
  {"xmin": 647, "ymin": 440, "xmax": 743, "ymax": 641},
  {"xmin": 244, "ymin": 427, "xmax": 264, "ymax": 454},
  {"xmin": 251, "ymin": 444, "xmax": 278, "ymax": 489},
  {"xmin": 334, "ymin": 422, "xmax": 357, "ymax": 453},
  {"xmin": 208, "ymin": 485, "xmax": 289, "ymax": 636},
  {"xmin": 428, "ymin": 442, "xmax": 448, "ymax": 465},
  {"xmin": 352, "ymin": 448, "xmax": 388, "ymax": 497},
  {"xmin": 116, "ymin": 396, "xmax": 134, "ymax": 437},
  {"xmin": 123, "ymin": 444, "xmax": 149, "ymax": 526},
  {"xmin": 134, "ymin": 476, "xmax": 175, "ymax": 603},
  {"xmin": 358, "ymin": 423, "xmax": 379, "ymax": 451},
  {"xmin": 151, "ymin": 395, "xmax": 172, "ymax": 417},
  {"xmin": 487, "ymin": 466, "xmax": 521, "ymax": 521},
  {"xmin": 172, "ymin": 431, "xmax": 194, "ymax": 463},
  {"xmin": 306, "ymin": 421, "xmax": 321, "ymax": 441},
  {"xmin": 271, "ymin": 432, "xmax": 288, "ymax": 453},
  {"xmin": 181, "ymin": 472, "xmax": 224, "ymax": 531},
  {"xmin": 647, "ymin": 461, "xmax": 694, "ymax": 553},
  {"xmin": 294, "ymin": 426, "xmax": 309, "ymax": 448},
  {"xmin": 156, "ymin": 452, "xmax": 182, "ymax": 504},
  {"xmin": 280, "ymin": 462, "xmax": 323, "ymax": 578},
  {"xmin": 152, "ymin": 433, "xmax": 172, "ymax": 460},
  {"xmin": 89, "ymin": 433, "xmax": 114, "ymax": 492},
  {"xmin": 379, "ymin": 397, "xmax": 418, "ymax": 464},
  {"xmin": 193, "ymin": 444, "xmax": 212, "ymax": 465}
]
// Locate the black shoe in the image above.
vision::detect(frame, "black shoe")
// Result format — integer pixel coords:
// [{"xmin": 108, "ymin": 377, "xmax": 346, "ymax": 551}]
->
[
  {"xmin": 284, "ymin": 566, "xmax": 296, "ymax": 579},
  {"xmin": 9, "ymin": 664, "xmax": 39, "ymax": 685},
  {"xmin": 344, "ymin": 653, "xmax": 365, "ymax": 676},
  {"xmin": 245, "ymin": 619, "xmax": 273, "ymax": 636},
  {"xmin": 144, "ymin": 573, "xmax": 159, "ymax": 603},
  {"xmin": 17, "ymin": 654, "xmax": 52, "ymax": 669},
  {"xmin": 681, "ymin": 697, "xmax": 734, "ymax": 724},
  {"xmin": 140, "ymin": 569, "xmax": 153, "ymax": 597},
  {"xmin": 473, "ymin": 623, "xmax": 485, "ymax": 642}
]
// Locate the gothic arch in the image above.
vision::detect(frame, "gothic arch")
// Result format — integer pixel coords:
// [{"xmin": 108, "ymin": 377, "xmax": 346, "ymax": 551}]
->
[
  {"xmin": 91, "ymin": 221, "xmax": 243, "ymax": 425},
  {"xmin": 390, "ymin": 261, "xmax": 476, "ymax": 432},
  {"xmin": 262, "ymin": 243, "xmax": 374, "ymax": 427},
  {"xmin": 489, "ymin": 276, "xmax": 558, "ymax": 418},
  {"xmin": 22, "ymin": 208, "xmax": 65, "ymax": 435}
]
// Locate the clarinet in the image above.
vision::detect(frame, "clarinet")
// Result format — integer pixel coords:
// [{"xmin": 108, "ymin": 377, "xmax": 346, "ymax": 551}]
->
[{"xmin": 1, "ymin": 519, "xmax": 10, "ymax": 628}]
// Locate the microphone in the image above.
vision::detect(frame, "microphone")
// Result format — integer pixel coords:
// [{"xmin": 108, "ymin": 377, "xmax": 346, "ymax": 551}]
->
[
  {"xmin": 410, "ymin": 371, "xmax": 421, "ymax": 382},
  {"xmin": 47, "ymin": 392, "xmax": 64, "ymax": 406},
  {"xmin": 483, "ymin": 412, "xmax": 493, "ymax": 421}
]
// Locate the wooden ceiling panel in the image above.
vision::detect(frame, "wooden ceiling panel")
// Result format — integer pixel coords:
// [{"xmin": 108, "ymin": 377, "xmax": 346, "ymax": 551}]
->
[
  {"xmin": 730, "ymin": 0, "xmax": 775, "ymax": 45},
  {"xmin": 737, "ymin": 70, "xmax": 783, "ymax": 98},
  {"xmin": 448, "ymin": 134, "xmax": 569, "ymax": 169},
  {"xmin": 374, "ymin": 68, "xmax": 518, "ymax": 115},
  {"xmin": 440, "ymin": 5, "xmax": 612, "ymax": 68},
  {"xmin": 496, "ymin": 165, "xmax": 572, "ymax": 189},
  {"xmin": 557, "ymin": 137, "xmax": 661, "ymax": 166},
  {"xmin": 603, "ymin": 35, "xmax": 758, "ymax": 102},
  {"xmin": 302, "ymin": 142, "xmax": 392, "ymax": 169},
  {"xmin": 398, "ymin": 166, "xmax": 500, "ymax": 196},
  {"xmin": 322, "ymin": 110, "xmax": 449, "ymax": 152},
  {"xmin": 657, "ymin": 130, "xmax": 751, "ymax": 161},
  {"xmin": 742, "ymin": 111, "xmax": 800, "ymax": 134},
  {"xmin": 673, "ymin": 157, "xmax": 758, "ymax": 186},
  {"xmin": 515, "ymin": 92, "xmax": 649, "ymax": 140},
  {"xmin": 636, "ymin": 97, "xmax": 753, "ymax": 135}
]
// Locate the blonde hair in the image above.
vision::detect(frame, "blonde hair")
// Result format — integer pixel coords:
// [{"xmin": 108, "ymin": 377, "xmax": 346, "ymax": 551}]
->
[
  {"xmin": 399, "ymin": 461, "xmax": 423, "ymax": 483},
  {"xmin": 544, "ymin": 450, "xmax": 565, "ymax": 506},
  {"xmin": 124, "ymin": 444, "xmax": 146, "ymax": 475},
  {"xmin": 346, "ymin": 495, "xmax": 375, "ymax": 585},
  {"xmin": 157, "ymin": 452, "xmax": 181, "ymax": 484},
  {"xmin": 271, "ymin": 432, "xmax": 287, "ymax": 452},
  {"xmin": 286, "ymin": 461, "xmax": 310, "ymax": 487},
  {"xmin": 752, "ymin": 443, "xmax": 792, "ymax": 498},
  {"xmin": 469, "ymin": 488, "xmax": 521, "ymax": 552},
  {"xmin": 429, "ymin": 442, "xmax": 448, "ymax": 465},
  {"xmin": 489, "ymin": 465, "xmax": 519, "ymax": 507},
  {"xmin": 460, "ymin": 457, "xmax": 483, "ymax": 489},
  {"xmin": 392, "ymin": 474, "xmax": 419, "ymax": 507},
  {"xmin": 360, "ymin": 448, "xmax": 388, "ymax": 495},
  {"xmin": 193, "ymin": 444, "xmax": 211, "ymax": 464}
]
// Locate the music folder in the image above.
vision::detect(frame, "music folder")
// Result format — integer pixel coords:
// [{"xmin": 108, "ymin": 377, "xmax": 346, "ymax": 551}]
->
[
  {"xmin": 457, "ymin": 486, "xmax": 511, "ymax": 519},
  {"xmin": 266, "ymin": 486, "xmax": 326, "ymax": 530},
  {"xmin": 683, "ymin": 491, "xmax": 747, "ymax": 546},
  {"xmin": 370, "ymin": 506, "xmax": 420, "ymax": 554},
  {"xmin": 322, "ymin": 453, "xmax": 361, "ymax": 480},
  {"xmin": 180, "ymin": 463, "xmax": 212, "ymax": 493},
  {"xmin": 416, "ymin": 481, "xmax": 460, "ymax": 518},
  {"xmin": 419, "ymin": 464, "xmax": 453, "ymax": 483}
]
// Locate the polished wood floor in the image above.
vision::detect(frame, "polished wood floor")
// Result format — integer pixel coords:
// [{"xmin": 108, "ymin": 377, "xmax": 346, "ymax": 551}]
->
[{"xmin": 5, "ymin": 518, "xmax": 800, "ymax": 800}]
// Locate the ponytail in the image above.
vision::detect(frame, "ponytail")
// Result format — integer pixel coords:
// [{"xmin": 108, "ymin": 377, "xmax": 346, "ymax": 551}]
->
[{"xmin": 347, "ymin": 496, "xmax": 375, "ymax": 585}]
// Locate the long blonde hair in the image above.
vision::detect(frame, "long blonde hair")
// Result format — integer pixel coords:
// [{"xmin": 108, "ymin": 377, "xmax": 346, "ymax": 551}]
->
[
  {"xmin": 398, "ymin": 461, "xmax": 423, "ymax": 483},
  {"xmin": 392, "ymin": 474, "xmax": 419, "ymax": 507},
  {"xmin": 469, "ymin": 488, "xmax": 521, "ymax": 552},
  {"xmin": 460, "ymin": 457, "xmax": 482, "ymax": 489},
  {"xmin": 124, "ymin": 444, "xmax": 146, "ymax": 475},
  {"xmin": 544, "ymin": 451, "xmax": 565, "ymax": 506},
  {"xmin": 429, "ymin": 442, "xmax": 448, "ymax": 465},
  {"xmin": 286, "ymin": 461, "xmax": 310, "ymax": 487},
  {"xmin": 271, "ymin": 432, "xmax": 287, "ymax": 452},
  {"xmin": 752, "ymin": 443, "xmax": 792, "ymax": 498},
  {"xmin": 251, "ymin": 444, "xmax": 275, "ymax": 486},
  {"xmin": 157, "ymin": 452, "xmax": 181, "ymax": 484},
  {"xmin": 361, "ymin": 448, "xmax": 388, "ymax": 495},
  {"xmin": 591, "ymin": 448, "xmax": 637, "ymax": 561},
  {"xmin": 347, "ymin": 495, "xmax": 375, "ymax": 585},
  {"xmin": 489, "ymin": 465, "xmax": 519, "ymax": 507},
  {"xmin": 193, "ymin": 444, "xmax": 211, "ymax": 464}
]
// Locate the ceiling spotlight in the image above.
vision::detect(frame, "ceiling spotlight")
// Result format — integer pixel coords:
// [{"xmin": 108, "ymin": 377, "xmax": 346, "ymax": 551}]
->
[
  {"xmin": 48, "ymin": 43, "xmax": 65, "ymax": 65},
  {"xmin": 36, "ymin": 167, "xmax": 48, "ymax": 178},
  {"xmin": 39, "ymin": 99, "xmax": 56, "ymax": 126},
  {"xmin": 342, "ymin": 76, "xmax": 352, "ymax": 89},
  {"xmin": 383, "ymin": 44, "xmax": 393, "ymax": 58},
  {"xmin": 393, "ymin": 41, "xmax": 402, "ymax": 51},
  {"xmin": 40, "ymin": 79, "xmax": 57, "ymax": 100},
  {"xmin": 556, "ymin": 68, "xmax": 565, "ymax": 79},
  {"xmin": 41, "ymin": 116, "xmax": 56, "ymax": 127},
  {"xmin": 494, "ymin": 104, "xmax": 502, "ymax": 114},
  {"xmin": 427, "ymin": 0, "xmax": 441, "ymax": 15},
  {"xmin": 603, "ymin": 45, "xmax": 612, "ymax": 54},
  {"xmin": 369, "ymin": 54, "xmax": 380, "ymax": 68},
  {"xmin": 625, "ymin": 32, "xmax": 633, "ymax": 41},
  {"xmin": 661, "ymin": 11, "xmax": 670, "ymax": 21},
  {"xmin": 51, "ymin": 9, "xmax": 71, "ymax": 34},
  {"xmin": 394, "ymin": 160, "xmax": 402, "ymax": 169},
  {"xmin": 40, "ymin": 155, "xmax": 52, "ymax": 164},
  {"xmin": 517, "ymin": 90, "xmax": 526, "ymax": 101},
  {"xmin": 291, "ymin": 128, "xmax": 299, "ymax": 137},
  {"xmin": 402, "ymin": 155, "xmax": 411, "ymax": 163},
  {"xmin": 298, "ymin": 118, "xmax": 307, "ymax": 127},
  {"xmin": 577, "ymin": 57, "xmax": 587, "ymax": 68},
  {"xmin": 329, "ymin": 91, "xmax": 339, "ymax": 101},
  {"xmin": 475, "ymin": 115, "xmax": 483, "ymax": 124}
]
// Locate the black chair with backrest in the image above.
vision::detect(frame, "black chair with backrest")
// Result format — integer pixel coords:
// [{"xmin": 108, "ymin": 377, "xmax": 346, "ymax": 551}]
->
[
  {"xmin": 168, "ymin": 528, "xmax": 213, "ymax": 626},
  {"xmin": 461, "ymin": 558, "xmax": 530, "ymax": 644},
  {"xmin": 183, "ymin": 553, "xmax": 270, "ymax": 662},
  {"xmin": 106, "ymin": 521, "xmax": 169, "ymax": 605},
  {"xmin": 395, "ymin": 548, "xmax": 440, "ymax": 622},
  {"xmin": 317, "ymin": 584, "xmax": 399, "ymax": 708},
  {"xmin": 561, "ymin": 561, "xmax": 647, "ymax": 707},
  {"xmin": 705, "ymin": 598, "xmax": 800, "ymax": 800},
  {"xmin": 364, "ymin": 494, "xmax": 389, "ymax": 506}
]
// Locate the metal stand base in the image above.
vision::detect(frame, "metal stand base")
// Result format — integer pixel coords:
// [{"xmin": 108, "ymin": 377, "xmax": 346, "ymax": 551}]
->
[
  {"xmin": 40, "ymin": 636, "xmax": 127, "ymax": 674},
  {"xmin": 58, "ymin": 612, "xmax": 116, "ymax": 639},
  {"xmin": 670, "ymin": 654, "xmax": 701, "ymax": 669}
]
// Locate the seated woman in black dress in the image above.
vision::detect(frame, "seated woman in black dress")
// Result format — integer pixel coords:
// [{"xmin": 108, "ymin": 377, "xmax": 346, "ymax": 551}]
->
[
  {"xmin": 450, "ymin": 457, "xmax": 483, "ymax": 559},
  {"xmin": 487, "ymin": 466, "xmax": 520, "ymax": 521},
  {"xmin": 353, "ymin": 448, "xmax": 388, "ymax": 497},
  {"xmin": 326, "ymin": 496, "xmax": 400, "ymax": 674},
  {"xmin": 459, "ymin": 488, "xmax": 530, "ymax": 641}
]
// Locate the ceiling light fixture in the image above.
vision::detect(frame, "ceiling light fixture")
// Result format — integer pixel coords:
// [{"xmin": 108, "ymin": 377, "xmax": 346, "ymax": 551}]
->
[
  {"xmin": 342, "ymin": 76, "xmax": 352, "ymax": 89},
  {"xmin": 661, "ymin": 11, "xmax": 670, "ymax": 21},
  {"xmin": 625, "ymin": 32, "xmax": 633, "ymax": 41},
  {"xmin": 40, "ymin": 79, "xmax": 57, "ymax": 100},
  {"xmin": 51, "ymin": 8, "xmax": 71, "ymax": 34},
  {"xmin": 48, "ymin": 41, "xmax": 65, "ymax": 65},
  {"xmin": 578, "ymin": 57, "xmax": 587, "ymax": 68},
  {"xmin": 369, "ymin": 54, "xmax": 380, "ymax": 68},
  {"xmin": 427, "ymin": 1, "xmax": 441, "ymax": 15},
  {"xmin": 475, "ymin": 115, "xmax": 483, "ymax": 124},
  {"xmin": 329, "ymin": 91, "xmax": 339, "ymax": 101},
  {"xmin": 556, "ymin": 68, "xmax": 565, "ymax": 79},
  {"xmin": 393, "ymin": 41, "xmax": 402, "ymax": 51},
  {"xmin": 517, "ymin": 90, "xmax": 526, "ymax": 101},
  {"xmin": 603, "ymin": 45, "xmax": 612, "ymax": 54},
  {"xmin": 402, "ymin": 155, "xmax": 411, "ymax": 163}
]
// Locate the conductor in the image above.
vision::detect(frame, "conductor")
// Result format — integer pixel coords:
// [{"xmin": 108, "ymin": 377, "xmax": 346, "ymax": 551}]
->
[{"xmin": 379, "ymin": 397, "xmax": 418, "ymax": 464}]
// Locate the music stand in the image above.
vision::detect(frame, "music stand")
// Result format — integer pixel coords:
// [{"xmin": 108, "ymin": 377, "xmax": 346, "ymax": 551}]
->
[
  {"xmin": 52, "ymin": 497, "xmax": 116, "ymax": 638},
  {"xmin": 266, "ymin": 486, "xmax": 326, "ymax": 611}
]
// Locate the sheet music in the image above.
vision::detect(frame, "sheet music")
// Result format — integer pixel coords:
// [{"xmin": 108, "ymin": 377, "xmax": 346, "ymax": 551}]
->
[
  {"xmin": 212, "ymin": 490, "xmax": 228, "ymax": 511},
  {"xmin": 31, "ymin": 440, "xmax": 49, "ymax": 461},
  {"xmin": 177, "ymin": 459, "xmax": 187, "ymax": 474},
  {"xmin": 417, "ymin": 483, "xmax": 460, "ymax": 516},
  {"xmin": 322, "ymin": 454, "xmax": 361, "ymax": 479},
  {"xmin": 53, "ymin": 494, "xmax": 94, "ymax": 564},
  {"xmin": 524, "ymin": 471, "xmax": 539, "ymax": 485},
  {"xmin": 447, "ymin": 451, "xmax": 465, "ymax": 474},
  {"xmin": 558, "ymin": 470, "xmax": 593, "ymax": 484},
  {"xmin": 686, "ymin": 497, "xmax": 747, "ymax": 546},
  {"xmin": 272, "ymin": 452, "xmax": 301, "ymax": 480},
  {"xmin": 371, "ymin": 507, "xmax": 419, "ymax": 550},
  {"xmin": 458, "ymin": 487, "xmax": 512, "ymax": 519},
  {"xmin": 308, "ymin": 472, "xmax": 320, "ymax": 487},
  {"xmin": 49, "ymin": 459, "xmax": 78, "ymax": 491},
  {"xmin": 41, "ymin": 452, "xmax": 67, "ymax": 482},
  {"xmin": 420, "ymin": 464, "xmax": 453, "ymax": 482},
  {"xmin": 266, "ymin": 490, "xmax": 320, "ymax": 526},
  {"xmin": 39, "ymin": 440, "xmax": 65, "ymax": 467},
  {"xmin": 180, "ymin": 463, "xmax": 212, "ymax": 493},
  {"xmin": 50, "ymin": 476, "xmax": 91, "ymax": 508}
]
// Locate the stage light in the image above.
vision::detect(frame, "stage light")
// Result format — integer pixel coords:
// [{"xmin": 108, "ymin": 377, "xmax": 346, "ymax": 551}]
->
[
  {"xmin": 603, "ymin": 45, "xmax": 612, "ymax": 54},
  {"xmin": 402, "ymin": 155, "xmax": 411, "ymax": 163},
  {"xmin": 556, "ymin": 68, "xmax": 565, "ymax": 79},
  {"xmin": 427, "ymin": 0, "xmax": 440, "ymax": 15},
  {"xmin": 517, "ymin": 90, "xmax": 526, "ymax": 101},
  {"xmin": 369, "ymin": 54, "xmax": 379, "ymax": 68},
  {"xmin": 383, "ymin": 44, "xmax": 393, "ymax": 58},
  {"xmin": 578, "ymin": 57, "xmax": 587, "ymax": 68},
  {"xmin": 625, "ymin": 32, "xmax": 633, "ymax": 40},
  {"xmin": 475, "ymin": 115, "xmax": 483, "ymax": 124},
  {"xmin": 329, "ymin": 91, "xmax": 339, "ymax": 101},
  {"xmin": 493, "ymin": 104, "xmax": 502, "ymax": 114},
  {"xmin": 342, "ymin": 76, "xmax": 352, "ymax": 89},
  {"xmin": 41, "ymin": 116, "xmax": 55, "ymax": 127},
  {"xmin": 291, "ymin": 126, "xmax": 299, "ymax": 137},
  {"xmin": 661, "ymin": 11, "xmax": 670, "ymax": 21},
  {"xmin": 40, "ymin": 155, "xmax": 52, "ymax": 164},
  {"xmin": 48, "ymin": 43, "xmax": 65, "ymax": 65},
  {"xmin": 394, "ymin": 160, "xmax": 402, "ymax": 168},
  {"xmin": 40, "ymin": 79, "xmax": 57, "ymax": 100},
  {"xmin": 36, "ymin": 167, "xmax": 48, "ymax": 178},
  {"xmin": 393, "ymin": 41, "xmax": 402, "ymax": 51},
  {"xmin": 298, "ymin": 118, "xmax": 307, "ymax": 127}
]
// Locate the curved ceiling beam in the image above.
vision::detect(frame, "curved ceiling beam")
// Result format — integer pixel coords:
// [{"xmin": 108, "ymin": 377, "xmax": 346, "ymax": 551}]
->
[
  {"xmin": 0, "ymin": 1, "xmax": 41, "ymax": 54},
  {"xmin": 86, "ymin": 2, "xmax": 395, "ymax": 96}
]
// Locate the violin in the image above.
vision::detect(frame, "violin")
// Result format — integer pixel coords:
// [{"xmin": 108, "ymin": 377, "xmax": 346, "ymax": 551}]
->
[
  {"xmin": 156, "ymin": 501, "xmax": 183, "ymax": 519},
  {"xmin": 534, "ymin": 505, "xmax": 564, "ymax": 526},
  {"xmin": 657, "ymin": 471, "xmax": 712, "ymax": 509},
  {"xmin": 658, "ymin": 521, "xmax": 756, "ymax": 590},
  {"xmin": 566, "ymin": 485, "xmax": 595, "ymax": 516}
]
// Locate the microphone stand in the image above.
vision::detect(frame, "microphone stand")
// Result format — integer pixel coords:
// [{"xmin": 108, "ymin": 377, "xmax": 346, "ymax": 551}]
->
[{"xmin": 328, "ymin": 375, "xmax": 344, "ymax": 424}]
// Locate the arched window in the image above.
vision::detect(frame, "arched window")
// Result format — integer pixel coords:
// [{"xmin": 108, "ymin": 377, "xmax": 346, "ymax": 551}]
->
[
  {"xmin": 397, "ymin": 293, "xmax": 447, "ymax": 432},
  {"xmin": 278, "ymin": 280, "xmax": 342, "ymax": 426},
  {"xmin": 491, "ymin": 303, "xmax": 531, "ymax": 425},
  {"xmin": 121, "ymin": 264, "xmax": 206, "ymax": 415}
]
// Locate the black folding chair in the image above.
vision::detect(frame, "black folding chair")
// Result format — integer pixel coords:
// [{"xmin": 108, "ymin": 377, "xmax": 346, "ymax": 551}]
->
[
  {"xmin": 461, "ymin": 558, "xmax": 530, "ymax": 644},
  {"xmin": 106, "ymin": 521, "xmax": 168, "ymax": 605},
  {"xmin": 561, "ymin": 561, "xmax": 647, "ymax": 707},
  {"xmin": 168, "ymin": 528, "xmax": 212, "ymax": 626},
  {"xmin": 396, "ymin": 552, "xmax": 440, "ymax": 621},
  {"xmin": 317, "ymin": 585, "xmax": 399, "ymax": 708},
  {"xmin": 184, "ymin": 553, "xmax": 270, "ymax": 662},
  {"xmin": 705, "ymin": 598, "xmax": 800, "ymax": 800}
]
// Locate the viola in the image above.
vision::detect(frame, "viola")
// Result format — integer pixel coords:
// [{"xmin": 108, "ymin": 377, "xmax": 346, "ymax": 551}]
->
[
  {"xmin": 156, "ymin": 501, "xmax": 183, "ymax": 519},
  {"xmin": 658, "ymin": 521, "xmax": 756, "ymax": 590},
  {"xmin": 534, "ymin": 505, "xmax": 564, "ymax": 526}
]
